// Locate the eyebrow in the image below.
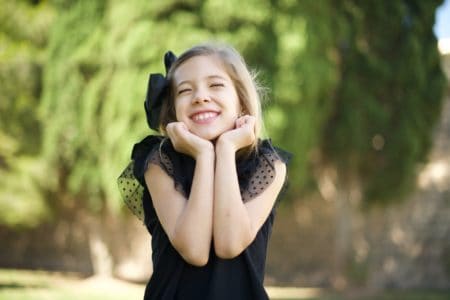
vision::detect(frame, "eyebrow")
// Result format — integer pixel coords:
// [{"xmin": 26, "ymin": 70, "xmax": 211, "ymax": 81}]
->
[{"xmin": 176, "ymin": 75, "xmax": 228, "ymax": 87}]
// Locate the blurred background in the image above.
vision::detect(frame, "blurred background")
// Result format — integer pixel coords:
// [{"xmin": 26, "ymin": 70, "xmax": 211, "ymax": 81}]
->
[{"xmin": 1, "ymin": 0, "xmax": 449, "ymax": 299}]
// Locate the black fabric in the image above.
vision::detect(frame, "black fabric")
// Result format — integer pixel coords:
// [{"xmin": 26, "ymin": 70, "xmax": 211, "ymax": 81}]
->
[{"xmin": 126, "ymin": 135, "xmax": 291, "ymax": 300}]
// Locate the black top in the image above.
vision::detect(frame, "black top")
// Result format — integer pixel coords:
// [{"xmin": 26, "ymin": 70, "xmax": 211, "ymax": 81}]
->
[{"xmin": 118, "ymin": 135, "xmax": 291, "ymax": 300}]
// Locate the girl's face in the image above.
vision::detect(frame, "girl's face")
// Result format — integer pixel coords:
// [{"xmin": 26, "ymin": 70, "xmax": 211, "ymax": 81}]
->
[{"xmin": 172, "ymin": 55, "xmax": 241, "ymax": 141}]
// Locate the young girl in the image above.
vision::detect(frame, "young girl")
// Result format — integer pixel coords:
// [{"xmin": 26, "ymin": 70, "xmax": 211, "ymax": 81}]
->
[{"xmin": 118, "ymin": 43, "xmax": 291, "ymax": 300}]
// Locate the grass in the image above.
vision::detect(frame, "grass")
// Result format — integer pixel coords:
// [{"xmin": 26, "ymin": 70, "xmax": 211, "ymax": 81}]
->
[
  {"xmin": 0, "ymin": 269, "xmax": 143, "ymax": 300},
  {"xmin": 0, "ymin": 269, "xmax": 449, "ymax": 300}
]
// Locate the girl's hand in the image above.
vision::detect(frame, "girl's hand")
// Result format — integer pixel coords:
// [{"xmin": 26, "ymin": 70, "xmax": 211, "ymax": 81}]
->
[
  {"xmin": 217, "ymin": 115, "xmax": 256, "ymax": 152},
  {"xmin": 166, "ymin": 122, "xmax": 214, "ymax": 159}
]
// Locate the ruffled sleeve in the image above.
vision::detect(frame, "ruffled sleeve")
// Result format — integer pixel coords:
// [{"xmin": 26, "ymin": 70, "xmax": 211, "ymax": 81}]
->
[
  {"xmin": 117, "ymin": 161, "xmax": 146, "ymax": 221},
  {"xmin": 117, "ymin": 135, "xmax": 196, "ymax": 222},
  {"xmin": 117, "ymin": 135, "xmax": 164, "ymax": 221},
  {"xmin": 119, "ymin": 136, "xmax": 291, "ymax": 221},
  {"xmin": 238, "ymin": 139, "xmax": 292, "ymax": 202}
]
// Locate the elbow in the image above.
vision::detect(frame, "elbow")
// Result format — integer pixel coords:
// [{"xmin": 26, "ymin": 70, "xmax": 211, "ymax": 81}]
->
[
  {"xmin": 170, "ymin": 230, "xmax": 211, "ymax": 267},
  {"xmin": 215, "ymin": 246, "xmax": 243, "ymax": 259},
  {"xmin": 181, "ymin": 251, "xmax": 209, "ymax": 267},
  {"xmin": 214, "ymin": 235, "xmax": 253, "ymax": 259},
  {"xmin": 173, "ymin": 240, "xmax": 210, "ymax": 266}
]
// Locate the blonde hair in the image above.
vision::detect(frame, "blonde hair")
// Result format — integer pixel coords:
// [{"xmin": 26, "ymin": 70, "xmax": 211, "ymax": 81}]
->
[{"xmin": 159, "ymin": 43, "xmax": 265, "ymax": 153}]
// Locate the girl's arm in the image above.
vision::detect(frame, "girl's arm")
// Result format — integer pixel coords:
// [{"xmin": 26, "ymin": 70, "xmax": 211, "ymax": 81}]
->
[
  {"xmin": 145, "ymin": 122, "xmax": 214, "ymax": 266},
  {"xmin": 213, "ymin": 116, "xmax": 287, "ymax": 259}
]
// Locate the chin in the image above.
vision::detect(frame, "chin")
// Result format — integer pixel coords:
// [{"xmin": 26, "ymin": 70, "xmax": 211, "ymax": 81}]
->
[
  {"xmin": 193, "ymin": 129, "xmax": 222, "ymax": 141},
  {"xmin": 198, "ymin": 132, "xmax": 221, "ymax": 141}
]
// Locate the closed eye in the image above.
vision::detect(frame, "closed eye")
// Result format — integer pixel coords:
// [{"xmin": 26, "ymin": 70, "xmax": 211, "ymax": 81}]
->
[
  {"xmin": 178, "ymin": 88, "xmax": 192, "ymax": 94},
  {"xmin": 210, "ymin": 83, "xmax": 224, "ymax": 88}
]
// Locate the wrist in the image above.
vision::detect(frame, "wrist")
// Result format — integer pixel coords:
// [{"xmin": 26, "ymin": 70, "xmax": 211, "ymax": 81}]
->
[
  {"xmin": 194, "ymin": 144, "xmax": 215, "ymax": 161},
  {"xmin": 215, "ymin": 138, "xmax": 237, "ymax": 156}
]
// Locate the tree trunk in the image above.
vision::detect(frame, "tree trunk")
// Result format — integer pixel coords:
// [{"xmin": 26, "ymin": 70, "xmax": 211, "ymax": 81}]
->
[
  {"xmin": 317, "ymin": 167, "xmax": 361, "ymax": 288},
  {"xmin": 86, "ymin": 214, "xmax": 113, "ymax": 277}
]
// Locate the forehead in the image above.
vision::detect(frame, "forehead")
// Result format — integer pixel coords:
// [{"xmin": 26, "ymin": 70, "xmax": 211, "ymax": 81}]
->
[{"xmin": 173, "ymin": 55, "xmax": 231, "ymax": 84}]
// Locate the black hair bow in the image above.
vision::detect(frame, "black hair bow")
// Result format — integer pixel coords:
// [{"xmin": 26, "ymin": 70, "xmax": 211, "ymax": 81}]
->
[{"xmin": 144, "ymin": 51, "xmax": 177, "ymax": 131}]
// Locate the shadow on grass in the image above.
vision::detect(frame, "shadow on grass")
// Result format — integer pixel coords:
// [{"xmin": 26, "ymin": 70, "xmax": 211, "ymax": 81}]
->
[{"xmin": 0, "ymin": 282, "xmax": 49, "ymax": 289}]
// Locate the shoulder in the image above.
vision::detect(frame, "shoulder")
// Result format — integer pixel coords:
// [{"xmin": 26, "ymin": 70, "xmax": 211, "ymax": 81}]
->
[
  {"xmin": 238, "ymin": 139, "xmax": 290, "ymax": 202},
  {"xmin": 258, "ymin": 139, "xmax": 292, "ymax": 166},
  {"xmin": 139, "ymin": 136, "xmax": 195, "ymax": 198},
  {"xmin": 130, "ymin": 135, "xmax": 166, "ymax": 186},
  {"xmin": 131, "ymin": 135, "xmax": 165, "ymax": 161}
]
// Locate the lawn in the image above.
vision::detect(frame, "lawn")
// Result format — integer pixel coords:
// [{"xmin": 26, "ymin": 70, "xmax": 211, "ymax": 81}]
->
[{"xmin": 0, "ymin": 269, "xmax": 448, "ymax": 300}]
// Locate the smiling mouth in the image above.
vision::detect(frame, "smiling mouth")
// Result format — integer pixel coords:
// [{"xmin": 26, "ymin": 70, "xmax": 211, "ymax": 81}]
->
[{"xmin": 191, "ymin": 111, "xmax": 219, "ymax": 123}]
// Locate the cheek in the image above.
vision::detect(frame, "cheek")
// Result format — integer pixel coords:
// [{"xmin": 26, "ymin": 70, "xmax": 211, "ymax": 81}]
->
[
  {"xmin": 226, "ymin": 89, "xmax": 241, "ymax": 114},
  {"xmin": 234, "ymin": 98, "xmax": 242, "ymax": 115},
  {"xmin": 233, "ymin": 90, "xmax": 242, "ymax": 111},
  {"xmin": 173, "ymin": 99, "xmax": 185, "ymax": 120}
]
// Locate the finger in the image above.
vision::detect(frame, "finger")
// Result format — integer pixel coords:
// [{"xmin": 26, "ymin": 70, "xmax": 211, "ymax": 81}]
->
[
  {"xmin": 167, "ymin": 122, "xmax": 185, "ymax": 142},
  {"xmin": 239, "ymin": 115, "xmax": 253, "ymax": 128},
  {"xmin": 171, "ymin": 127, "xmax": 184, "ymax": 142},
  {"xmin": 166, "ymin": 123, "xmax": 175, "ymax": 138},
  {"xmin": 179, "ymin": 122, "xmax": 189, "ymax": 133},
  {"xmin": 176, "ymin": 124, "xmax": 191, "ymax": 139},
  {"xmin": 236, "ymin": 116, "xmax": 247, "ymax": 128},
  {"xmin": 235, "ymin": 118, "xmax": 243, "ymax": 128},
  {"xmin": 247, "ymin": 115, "xmax": 256, "ymax": 127},
  {"xmin": 234, "ymin": 118, "xmax": 241, "ymax": 128},
  {"xmin": 165, "ymin": 122, "xmax": 174, "ymax": 132}
]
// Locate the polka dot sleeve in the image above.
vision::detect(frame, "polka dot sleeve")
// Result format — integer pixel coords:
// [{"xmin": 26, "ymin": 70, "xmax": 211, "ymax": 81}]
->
[
  {"xmin": 117, "ymin": 135, "xmax": 164, "ymax": 222},
  {"xmin": 238, "ymin": 140, "xmax": 291, "ymax": 202},
  {"xmin": 117, "ymin": 136, "xmax": 190, "ymax": 222},
  {"xmin": 117, "ymin": 161, "xmax": 146, "ymax": 221},
  {"xmin": 240, "ymin": 150, "xmax": 283, "ymax": 202}
]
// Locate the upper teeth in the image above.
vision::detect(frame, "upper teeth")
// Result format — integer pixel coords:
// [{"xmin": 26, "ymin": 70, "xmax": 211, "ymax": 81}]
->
[{"xmin": 193, "ymin": 112, "xmax": 216, "ymax": 121}]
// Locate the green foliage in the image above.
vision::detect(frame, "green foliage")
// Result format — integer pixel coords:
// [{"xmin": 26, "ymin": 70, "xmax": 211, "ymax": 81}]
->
[
  {"xmin": 38, "ymin": 0, "xmax": 275, "ymax": 214},
  {"xmin": 0, "ymin": 156, "xmax": 51, "ymax": 228},
  {"xmin": 0, "ymin": 0, "xmax": 446, "ymax": 227},
  {"xmin": 270, "ymin": 1, "xmax": 340, "ymax": 192},
  {"xmin": 320, "ymin": 0, "xmax": 447, "ymax": 204},
  {"xmin": 0, "ymin": 0, "xmax": 55, "ymax": 227}
]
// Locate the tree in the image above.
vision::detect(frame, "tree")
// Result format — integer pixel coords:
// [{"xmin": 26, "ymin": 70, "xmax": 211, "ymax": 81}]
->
[
  {"xmin": 0, "ymin": 0, "xmax": 55, "ymax": 227},
  {"xmin": 0, "ymin": 0, "xmax": 446, "ymax": 279},
  {"xmin": 321, "ymin": 0, "xmax": 446, "ymax": 204},
  {"xmin": 316, "ymin": 0, "xmax": 446, "ymax": 275}
]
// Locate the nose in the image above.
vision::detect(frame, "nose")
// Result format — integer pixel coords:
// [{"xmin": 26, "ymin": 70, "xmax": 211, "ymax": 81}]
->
[{"xmin": 192, "ymin": 87, "xmax": 211, "ymax": 104}]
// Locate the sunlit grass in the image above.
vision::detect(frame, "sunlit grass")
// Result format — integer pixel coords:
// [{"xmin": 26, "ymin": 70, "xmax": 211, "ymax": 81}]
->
[
  {"xmin": 0, "ymin": 269, "xmax": 143, "ymax": 300},
  {"xmin": 267, "ymin": 286, "xmax": 325, "ymax": 299},
  {"xmin": 0, "ymin": 269, "xmax": 449, "ymax": 300}
]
